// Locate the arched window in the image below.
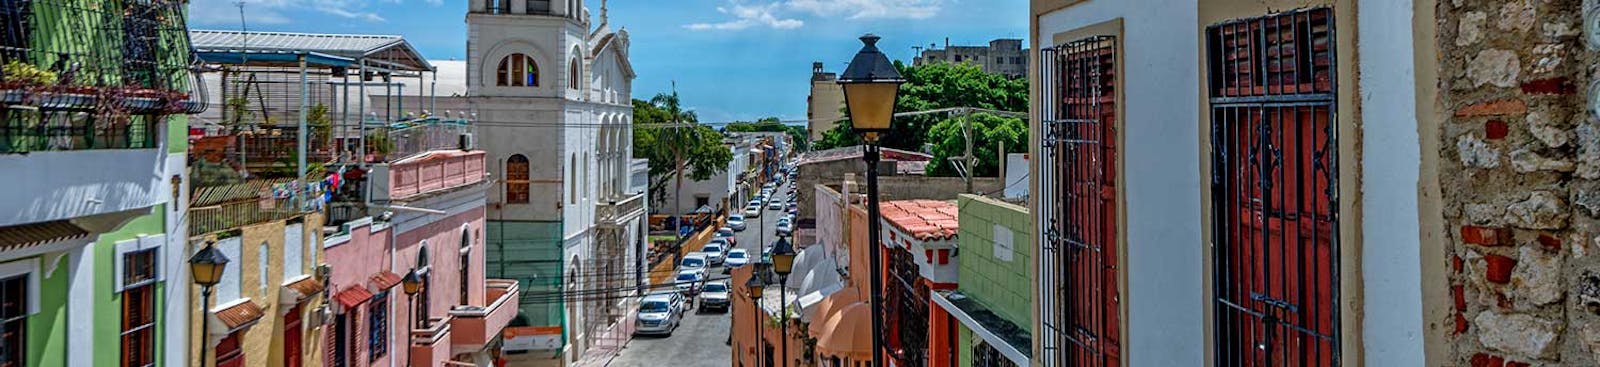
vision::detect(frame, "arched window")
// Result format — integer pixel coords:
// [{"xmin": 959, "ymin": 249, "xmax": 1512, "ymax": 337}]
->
[
  {"xmin": 569, "ymin": 58, "xmax": 580, "ymax": 90},
  {"xmin": 496, "ymin": 53, "xmax": 539, "ymax": 87},
  {"xmin": 506, "ymin": 154, "xmax": 530, "ymax": 204}
]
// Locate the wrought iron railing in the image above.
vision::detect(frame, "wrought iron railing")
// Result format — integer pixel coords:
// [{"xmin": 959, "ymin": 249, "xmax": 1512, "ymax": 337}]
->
[{"xmin": 0, "ymin": 0, "xmax": 205, "ymax": 114}]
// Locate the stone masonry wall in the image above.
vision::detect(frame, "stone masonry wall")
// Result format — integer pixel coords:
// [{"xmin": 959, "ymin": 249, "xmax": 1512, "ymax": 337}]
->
[{"xmin": 1438, "ymin": 0, "xmax": 1600, "ymax": 364}]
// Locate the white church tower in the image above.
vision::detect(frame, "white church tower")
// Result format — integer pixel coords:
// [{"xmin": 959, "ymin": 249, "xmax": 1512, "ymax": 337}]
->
[{"xmin": 467, "ymin": 0, "xmax": 641, "ymax": 363}]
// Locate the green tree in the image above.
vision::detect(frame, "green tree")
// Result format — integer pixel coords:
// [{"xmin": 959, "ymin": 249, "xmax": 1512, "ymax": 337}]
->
[
  {"xmin": 814, "ymin": 61, "xmax": 1028, "ymax": 156},
  {"xmin": 723, "ymin": 117, "xmax": 809, "ymax": 151},
  {"xmin": 632, "ymin": 91, "xmax": 733, "ymax": 215},
  {"xmin": 925, "ymin": 113, "xmax": 1028, "ymax": 177}
]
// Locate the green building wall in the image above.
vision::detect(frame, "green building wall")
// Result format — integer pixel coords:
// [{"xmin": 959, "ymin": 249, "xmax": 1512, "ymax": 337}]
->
[{"xmin": 955, "ymin": 195, "xmax": 1033, "ymax": 326}]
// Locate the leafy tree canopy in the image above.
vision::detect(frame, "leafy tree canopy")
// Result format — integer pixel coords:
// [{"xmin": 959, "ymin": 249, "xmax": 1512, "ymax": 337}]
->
[
  {"xmin": 813, "ymin": 61, "xmax": 1028, "ymax": 176},
  {"xmin": 632, "ymin": 93, "xmax": 733, "ymax": 209},
  {"xmin": 723, "ymin": 117, "xmax": 809, "ymax": 151}
]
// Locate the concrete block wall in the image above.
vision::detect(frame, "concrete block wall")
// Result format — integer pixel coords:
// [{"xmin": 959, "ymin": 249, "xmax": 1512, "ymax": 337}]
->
[
  {"xmin": 955, "ymin": 194, "xmax": 1032, "ymax": 327},
  {"xmin": 1436, "ymin": 0, "xmax": 1600, "ymax": 364}
]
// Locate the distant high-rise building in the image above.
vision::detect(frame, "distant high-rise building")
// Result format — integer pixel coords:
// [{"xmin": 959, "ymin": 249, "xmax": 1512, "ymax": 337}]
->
[
  {"xmin": 807, "ymin": 61, "xmax": 846, "ymax": 141},
  {"xmin": 914, "ymin": 38, "xmax": 1029, "ymax": 78}
]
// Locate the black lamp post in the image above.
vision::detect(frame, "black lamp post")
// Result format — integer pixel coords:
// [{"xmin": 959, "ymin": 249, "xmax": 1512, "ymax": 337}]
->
[
  {"xmin": 189, "ymin": 240, "xmax": 230, "ymax": 367},
  {"xmin": 746, "ymin": 275, "xmax": 767, "ymax": 367},
  {"xmin": 769, "ymin": 235, "xmax": 797, "ymax": 367},
  {"xmin": 838, "ymin": 33, "xmax": 904, "ymax": 367}
]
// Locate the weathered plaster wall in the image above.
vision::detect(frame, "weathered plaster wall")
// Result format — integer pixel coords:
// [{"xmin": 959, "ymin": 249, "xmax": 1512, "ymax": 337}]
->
[{"xmin": 1436, "ymin": 0, "xmax": 1600, "ymax": 364}]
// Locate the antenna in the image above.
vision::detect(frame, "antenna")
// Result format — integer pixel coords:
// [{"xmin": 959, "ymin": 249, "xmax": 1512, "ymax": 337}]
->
[{"xmin": 236, "ymin": 1, "xmax": 249, "ymax": 64}]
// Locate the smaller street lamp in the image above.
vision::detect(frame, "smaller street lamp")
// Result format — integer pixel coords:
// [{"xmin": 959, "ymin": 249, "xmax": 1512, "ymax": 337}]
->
[
  {"xmin": 746, "ymin": 276, "xmax": 767, "ymax": 367},
  {"xmin": 403, "ymin": 269, "xmax": 425, "ymax": 329},
  {"xmin": 769, "ymin": 236, "xmax": 796, "ymax": 367},
  {"xmin": 189, "ymin": 241, "xmax": 230, "ymax": 366}
]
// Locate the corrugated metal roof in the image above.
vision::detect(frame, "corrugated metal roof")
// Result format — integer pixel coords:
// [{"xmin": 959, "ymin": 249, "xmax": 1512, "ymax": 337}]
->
[
  {"xmin": 0, "ymin": 220, "xmax": 89, "ymax": 252},
  {"xmin": 189, "ymin": 30, "xmax": 433, "ymax": 71},
  {"xmin": 190, "ymin": 178, "xmax": 294, "ymax": 207}
]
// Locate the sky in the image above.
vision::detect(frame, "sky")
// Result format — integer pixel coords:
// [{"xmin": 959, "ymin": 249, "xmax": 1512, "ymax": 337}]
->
[{"xmin": 186, "ymin": 0, "xmax": 1030, "ymax": 123}]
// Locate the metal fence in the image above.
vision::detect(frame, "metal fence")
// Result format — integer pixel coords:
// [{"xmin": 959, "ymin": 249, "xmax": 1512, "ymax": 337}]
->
[
  {"xmin": 1206, "ymin": 7, "xmax": 1339, "ymax": 367},
  {"xmin": 384, "ymin": 119, "xmax": 473, "ymax": 161},
  {"xmin": 1038, "ymin": 34, "xmax": 1121, "ymax": 367}
]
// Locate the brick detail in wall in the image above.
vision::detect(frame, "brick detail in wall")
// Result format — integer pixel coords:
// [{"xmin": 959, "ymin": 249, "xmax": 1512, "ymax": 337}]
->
[{"xmin": 1440, "ymin": 0, "xmax": 1595, "ymax": 363}]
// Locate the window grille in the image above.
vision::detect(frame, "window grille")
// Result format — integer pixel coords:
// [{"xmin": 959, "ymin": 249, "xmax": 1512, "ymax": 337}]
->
[
  {"xmin": 1206, "ymin": 7, "xmax": 1339, "ymax": 367},
  {"xmin": 368, "ymin": 292, "xmax": 389, "ymax": 361},
  {"xmin": 972, "ymin": 340, "xmax": 1019, "ymax": 367},
  {"xmin": 887, "ymin": 248, "xmax": 927, "ymax": 367},
  {"xmin": 1038, "ymin": 34, "xmax": 1120, "ymax": 367}
]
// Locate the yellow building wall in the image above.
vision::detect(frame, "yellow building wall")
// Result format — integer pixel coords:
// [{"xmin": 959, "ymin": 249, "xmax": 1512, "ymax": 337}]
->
[{"xmin": 189, "ymin": 213, "xmax": 326, "ymax": 367}]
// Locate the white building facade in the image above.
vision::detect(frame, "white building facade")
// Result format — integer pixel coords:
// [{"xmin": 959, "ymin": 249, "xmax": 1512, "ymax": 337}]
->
[{"xmin": 467, "ymin": 0, "xmax": 644, "ymax": 364}]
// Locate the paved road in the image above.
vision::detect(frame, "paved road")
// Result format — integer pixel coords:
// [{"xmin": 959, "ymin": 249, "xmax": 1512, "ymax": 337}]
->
[{"xmin": 609, "ymin": 185, "xmax": 792, "ymax": 367}]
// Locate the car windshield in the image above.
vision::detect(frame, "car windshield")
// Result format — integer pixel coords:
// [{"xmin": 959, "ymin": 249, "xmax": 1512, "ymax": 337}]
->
[
  {"xmin": 728, "ymin": 251, "xmax": 747, "ymax": 259},
  {"xmin": 676, "ymin": 273, "xmax": 697, "ymax": 282},
  {"xmin": 641, "ymin": 301, "xmax": 670, "ymax": 313},
  {"xmin": 703, "ymin": 283, "xmax": 727, "ymax": 292},
  {"xmin": 682, "ymin": 258, "xmax": 704, "ymax": 268},
  {"xmin": 704, "ymin": 245, "xmax": 722, "ymax": 252}
]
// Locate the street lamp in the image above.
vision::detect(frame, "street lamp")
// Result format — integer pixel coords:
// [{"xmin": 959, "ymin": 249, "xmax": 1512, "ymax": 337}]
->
[
  {"xmin": 769, "ymin": 235, "xmax": 796, "ymax": 367},
  {"xmin": 189, "ymin": 241, "xmax": 230, "ymax": 366},
  {"xmin": 747, "ymin": 275, "xmax": 767, "ymax": 367},
  {"xmin": 400, "ymin": 269, "xmax": 425, "ymax": 330},
  {"xmin": 838, "ymin": 33, "xmax": 904, "ymax": 367}
]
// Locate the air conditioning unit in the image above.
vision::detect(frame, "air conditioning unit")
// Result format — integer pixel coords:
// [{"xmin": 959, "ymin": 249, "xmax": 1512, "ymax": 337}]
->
[{"xmin": 459, "ymin": 133, "xmax": 475, "ymax": 151}]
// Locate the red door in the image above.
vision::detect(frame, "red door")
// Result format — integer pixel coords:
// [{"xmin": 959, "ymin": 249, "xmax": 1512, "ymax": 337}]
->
[
  {"xmin": 216, "ymin": 333, "xmax": 244, "ymax": 367},
  {"xmin": 1207, "ymin": 7, "xmax": 1339, "ymax": 367},
  {"xmin": 285, "ymin": 305, "xmax": 303, "ymax": 367}
]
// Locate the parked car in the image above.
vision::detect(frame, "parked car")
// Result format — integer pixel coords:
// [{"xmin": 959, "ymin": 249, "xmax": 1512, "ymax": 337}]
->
[
  {"xmin": 714, "ymin": 230, "xmax": 738, "ymax": 247},
  {"xmin": 725, "ymin": 248, "xmax": 750, "ymax": 268},
  {"xmin": 634, "ymin": 292, "xmax": 684, "ymax": 336},
  {"xmin": 701, "ymin": 243, "xmax": 726, "ymax": 265},
  {"xmin": 674, "ymin": 269, "xmax": 706, "ymax": 295},
  {"xmin": 699, "ymin": 281, "xmax": 732, "ymax": 312},
  {"xmin": 776, "ymin": 221, "xmax": 793, "ymax": 234},
  {"xmin": 727, "ymin": 215, "xmax": 747, "ymax": 231},
  {"xmin": 679, "ymin": 253, "xmax": 708, "ymax": 272},
  {"xmin": 744, "ymin": 204, "xmax": 762, "ymax": 218},
  {"xmin": 767, "ymin": 201, "xmax": 784, "ymax": 210},
  {"xmin": 786, "ymin": 203, "xmax": 798, "ymax": 212}
]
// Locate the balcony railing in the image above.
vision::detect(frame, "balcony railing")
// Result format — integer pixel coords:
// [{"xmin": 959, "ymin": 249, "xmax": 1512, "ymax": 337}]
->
[
  {"xmin": 449, "ymin": 279, "xmax": 520, "ymax": 351},
  {"xmin": 409, "ymin": 317, "xmax": 454, "ymax": 367},
  {"xmin": 596, "ymin": 192, "xmax": 645, "ymax": 226},
  {"xmin": 0, "ymin": 111, "xmax": 161, "ymax": 153},
  {"xmin": 189, "ymin": 178, "xmax": 304, "ymax": 235},
  {"xmin": 381, "ymin": 118, "xmax": 474, "ymax": 162}
]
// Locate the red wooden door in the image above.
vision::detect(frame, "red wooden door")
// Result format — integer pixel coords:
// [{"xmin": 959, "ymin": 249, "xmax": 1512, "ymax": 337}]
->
[
  {"xmin": 285, "ymin": 305, "xmax": 303, "ymax": 367},
  {"xmin": 1207, "ymin": 7, "xmax": 1339, "ymax": 367},
  {"xmin": 215, "ymin": 333, "xmax": 244, "ymax": 367}
]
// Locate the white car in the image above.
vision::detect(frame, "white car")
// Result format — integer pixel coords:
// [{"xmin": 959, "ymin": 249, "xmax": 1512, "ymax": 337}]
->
[
  {"xmin": 698, "ymin": 281, "xmax": 732, "ymax": 313},
  {"xmin": 725, "ymin": 249, "xmax": 750, "ymax": 268},
  {"xmin": 744, "ymin": 205, "xmax": 762, "ymax": 218},
  {"xmin": 679, "ymin": 253, "xmax": 708, "ymax": 272},
  {"xmin": 767, "ymin": 201, "xmax": 783, "ymax": 210},
  {"xmin": 634, "ymin": 292, "xmax": 684, "ymax": 336},
  {"xmin": 727, "ymin": 216, "xmax": 747, "ymax": 231},
  {"xmin": 674, "ymin": 269, "xmax": 706, "ymax": 295},
  {"xmin": 776, "ymin": 221, "xmax": 793, "ymax": 234},
  {"xmin": 701, "ymin": 243, "xmax": 726, "ymax": 265}
]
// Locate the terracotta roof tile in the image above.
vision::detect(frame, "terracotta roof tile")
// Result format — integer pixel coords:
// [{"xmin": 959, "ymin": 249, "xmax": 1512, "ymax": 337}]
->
[
  {"xmin": 334, "ymin": 285, "xmax": 375, "ymax": 309},
  {"xmin": 283, "ymin": 276, "xmax": 325, "ymax": 300},
  {"xmin": 881, "ymin": 200, "xmax": 960, "ymax": 241},
  {"xmin": 369, "ymin": 271, "xmax": 403, "ymax": 290},
  {"xmin": 214, "ymin": 300, "xmax": 265, "ymax": 329}
]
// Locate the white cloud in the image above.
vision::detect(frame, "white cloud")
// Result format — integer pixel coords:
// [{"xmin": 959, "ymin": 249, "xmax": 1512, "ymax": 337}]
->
[
  {"xmin": 683, "ymin": 2, "xmax": 805, "ymax": 31},
  {"xmin": 187, "ymin": 0, "xmax": 418, "ymax": 25},
  {"xmin": 785, "ymin": 0, "xmax": 942, "ymax": 20}
]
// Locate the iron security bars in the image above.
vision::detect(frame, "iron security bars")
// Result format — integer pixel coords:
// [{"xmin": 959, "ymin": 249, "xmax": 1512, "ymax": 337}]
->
[
  {"xmin": 1206, "ymin": 7, "xmax": 1339, "ymax": 367},
  {"xmin": 0, "ymin": 0, "xmax": 200, "ymax": 108},
  {"xmin": 1038, "ymin": 35, "xmax": 1120, "ymax": 367},
  {"xmin": 887, "ymin": 247, "xmax": 928, "ymax": 367}
]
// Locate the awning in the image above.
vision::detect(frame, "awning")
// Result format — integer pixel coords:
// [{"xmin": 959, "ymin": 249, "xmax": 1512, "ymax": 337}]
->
[
  {"xmin": 931, "ymin": 291, "xmax": 1031, "ymax": 365},
  {"xmin": 369, "ymin": 271, "xmax": 403, "ymax": 290},
  {"xmin": 208, "ymin": 299, "xmax": 265, "ymax": 335},
  {"xmin": 795, "ymin": 282, "xmax": 843, "ymax": 322},
  {"xmin": 0, "ymin": 220, "xmax": 89, "ymax": 252},
  {"xmin": 279, "ymin": 275, "xmax": 325, "ymax": 305},
  {"xmin": 816, "ymin": 302, "xmax": 873, "ymax": 359},
  {"xmin": 334, "ymin": 285, "xmax": 375, "ymax": 309}
]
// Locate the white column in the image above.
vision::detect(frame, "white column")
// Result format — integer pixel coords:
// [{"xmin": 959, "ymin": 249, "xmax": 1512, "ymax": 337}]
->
[{"xmin": 66, "ymin": 246, "xmax": 94, "ymax": 367}]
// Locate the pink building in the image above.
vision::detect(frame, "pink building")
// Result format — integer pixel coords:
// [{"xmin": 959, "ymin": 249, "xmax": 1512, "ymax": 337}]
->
[{"xmin": 323, "ymin": 121, "xmax": 519, "ymax": 367}]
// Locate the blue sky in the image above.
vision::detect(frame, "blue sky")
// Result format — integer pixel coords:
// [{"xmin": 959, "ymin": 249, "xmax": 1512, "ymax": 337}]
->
[{"xmin": 187, "ymin": 0, "xmax": 1029, "ymax": 123}]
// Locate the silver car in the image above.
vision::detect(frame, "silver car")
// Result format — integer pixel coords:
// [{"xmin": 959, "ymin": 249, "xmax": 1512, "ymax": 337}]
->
[
  {"xmin": 698, "ymin": 281, "xmax": 732, "ymax": 313},
  {"xmin": 634, "ymin": 292, "xmax": 684, "ymax": 336}
]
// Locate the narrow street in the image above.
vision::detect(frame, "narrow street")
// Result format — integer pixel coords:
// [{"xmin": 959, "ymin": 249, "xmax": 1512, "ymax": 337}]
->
[{"xmin": 608, "ymin": 187, "xmax": 791, "ymax": 367}]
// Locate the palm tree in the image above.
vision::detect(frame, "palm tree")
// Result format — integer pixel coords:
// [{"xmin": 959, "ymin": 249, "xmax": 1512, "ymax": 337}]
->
[{"xmin": 650, "ymin": 85, "xmax": 699, "ymax": 231}]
